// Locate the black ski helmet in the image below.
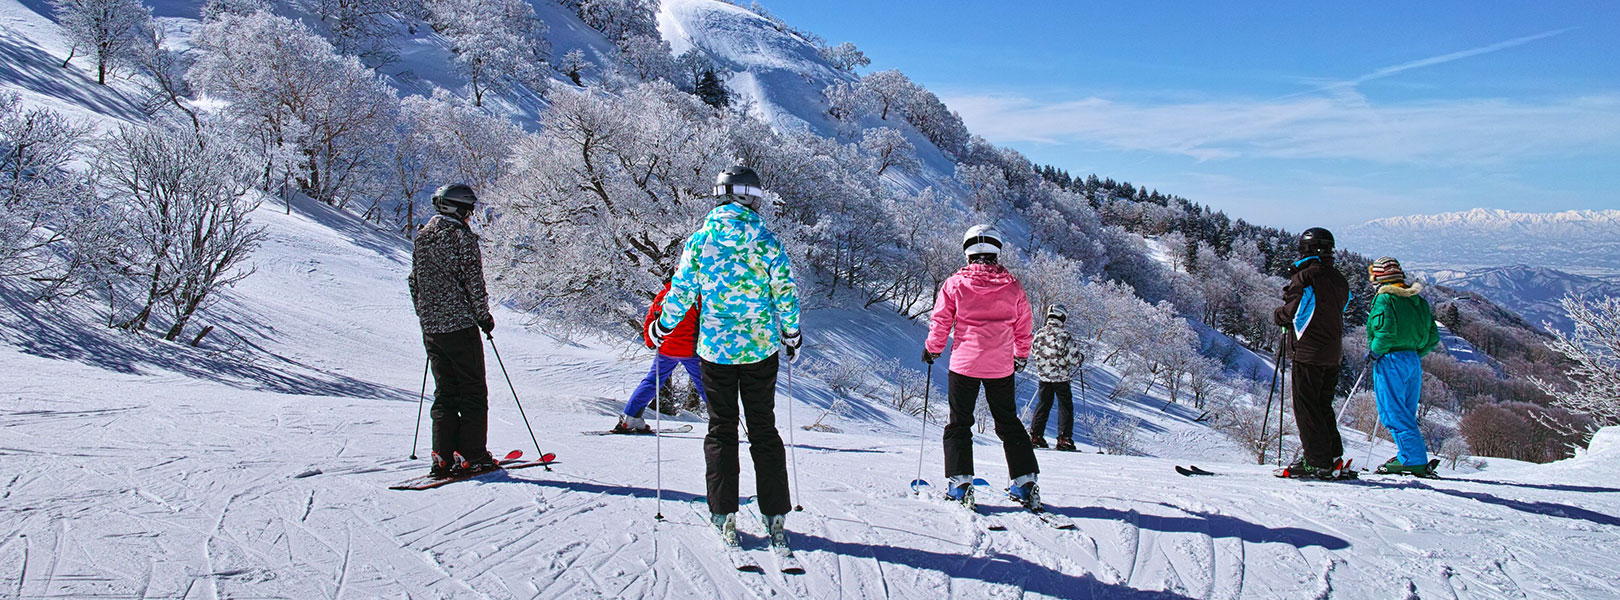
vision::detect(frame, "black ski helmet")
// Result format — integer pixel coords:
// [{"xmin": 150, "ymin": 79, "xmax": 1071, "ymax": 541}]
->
[
  {"xmin": 432, "ymin": 183, "xmax": 477, "ymax": 217},
  {"xmin": 1046, "ymin": 304, "xmax": 1067, "ymax": 322},
  {"xmin": 713, "ymin": 165, "xmax": 764, "ymax": 209},
  {"xmin": 1298, "ymin": 227, "xmax": 1335, "ymax": 257}
]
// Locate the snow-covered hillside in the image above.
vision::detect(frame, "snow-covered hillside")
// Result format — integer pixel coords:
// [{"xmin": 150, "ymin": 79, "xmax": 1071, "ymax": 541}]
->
[
  {"xmin": 1345, "ymin": 208, "xmax": 1620, "ymax": 275},
  {"xmin": 1429, "ymin": 264, "xmax": 1620, "ymax": 334},
  {"xmin": 5, "ymin": 196, "xmax": 1620, "ymax": 598}
]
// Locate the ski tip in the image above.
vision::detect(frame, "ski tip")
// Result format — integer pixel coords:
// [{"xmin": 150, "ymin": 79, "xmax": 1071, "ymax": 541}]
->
[
  {"xmin": 909, "ymin": 479, "xmax": 932, "ymax": 493},
  {"xmin": 971, "ymin": 478, "xmax": 991, "ymax": 488},
  {"xmin": 503, "ymin": 450, "xmax": 523, "ymax": 460},
  {"xmin": 541, "ymin": 452, "xmax": 557, "ymax": 463}
]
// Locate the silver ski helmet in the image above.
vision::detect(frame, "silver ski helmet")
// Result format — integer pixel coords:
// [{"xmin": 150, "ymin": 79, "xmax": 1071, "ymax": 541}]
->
[
  {"xmin": 962, "ymin": 224, "xmax": 1003, "ymax": 259},
  {"xmin": 432, "ymin": 183, "xmax": 477, "ymax": 217},
  {"xmin": 714, "ymin": 165, "xmax": 764, "ymax": 210},
  {"xmin": 1299, "ymin": 227, "xmax": 1335, "ymax": 257}
]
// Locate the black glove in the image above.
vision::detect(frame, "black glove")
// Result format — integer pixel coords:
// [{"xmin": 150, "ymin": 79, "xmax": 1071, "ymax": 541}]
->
[
  {"xmin": 477, "ymin": 316, "xmax": 494, "ymax": 334},
  {"xmin": 1365, "ymin": 352, "xmax": 1379, "ymax": 364},
  {"xmin": 1014, "ymin": 356, "xmax": 1028, "ymax": 372},
  {"xmin": 922, "ymin": 350, "xmax": 939, "ymax": 364},
  {"xmin": 781, "ymin": 329, "xmax": 802, "ymax": 361},
  {"xmin": 646, "ymin": 319, "xmax": 669, "ymax": 349}
]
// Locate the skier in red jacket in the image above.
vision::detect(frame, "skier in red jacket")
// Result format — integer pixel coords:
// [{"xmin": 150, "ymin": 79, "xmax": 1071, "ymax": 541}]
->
[{"xmin": 614, "ymin": 277, "xmax": 706, "ymax": 433}]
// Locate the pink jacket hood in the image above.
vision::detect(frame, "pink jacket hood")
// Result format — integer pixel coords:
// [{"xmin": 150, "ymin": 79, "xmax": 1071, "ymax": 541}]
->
[{"xmin": 925, "ymin": 263, "xmax": 1034, "ymax": 379}]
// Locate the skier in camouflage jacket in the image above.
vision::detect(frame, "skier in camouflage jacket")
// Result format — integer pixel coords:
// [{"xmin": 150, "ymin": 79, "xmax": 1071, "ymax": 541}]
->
[
  {"xmin": 1028, "ymin": 305, "xmax": 1084, "ymax": 450},
  {"xmin": 408, "ymin": 184, "xmax": 495, "ymax": 478}
]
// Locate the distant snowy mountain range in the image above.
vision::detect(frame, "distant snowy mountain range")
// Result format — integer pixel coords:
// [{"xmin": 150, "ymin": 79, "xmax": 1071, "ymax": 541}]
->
[
  {"xmin": 1425, "ymin": 264, "xmax": 1620, "ymax": 334},
  {"xmin": 1344, "ymin": 208, "xmax": 1620, "ymax": 275}
]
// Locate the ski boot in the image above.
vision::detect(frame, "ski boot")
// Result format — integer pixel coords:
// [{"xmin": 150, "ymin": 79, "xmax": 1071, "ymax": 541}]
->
[
  {"xmin": 1273, "ymin": 459, "xmax": 1320, "ymax": 479},
  {"xmin": 429, "ymin": 452, "xmax": 454, "ymax": 478},
  {"xmin": 1376, "ymin": 457, "xmax": 1438, "ymax": 478},
  {"xmin": 1054, "ymin": 437, "xmax": 1077, "ymax": 452},
  {"xmin": 1030, "ymin": 433, "xmax": 1049, "ymax": 449},
  {"xmin": 944, "ymin": 475, "xmax": 975, "ymax": 509},
  {"xmin": 1008, "ymin": 474, "xmax": 1041, "ymax": 510},
  {"xmin": 611, "ymin": 414, "xmax": 653, "ymax": 434},
  {"xmin": 762, "ymin": 513, "xmax": 791, "ymax": 554},
  {"xmin": 710, "ymin": 512, "xmax": 740, "ymax": 547},
  {"xmin": 461, "ymin": 450, "xmax": 499, "ymax": 475}
]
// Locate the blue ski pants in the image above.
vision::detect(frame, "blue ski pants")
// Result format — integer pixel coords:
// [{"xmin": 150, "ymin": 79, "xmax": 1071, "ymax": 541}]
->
[
  {"xmin": 1373, "ymin": 350, "xmax": 1428, "ymax": 466},
  {"xmin": 624, "ymin": 354, "xmax": 707, "ymax": 418}
]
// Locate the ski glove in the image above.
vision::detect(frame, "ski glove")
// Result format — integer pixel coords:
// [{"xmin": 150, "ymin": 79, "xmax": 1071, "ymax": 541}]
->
[
  {"xmin": 478, "ymin": 316, "xmax": 495, "ymax": 334},
  {"xmin": 1014, "ymin": 356, "xmax": 1028, "ymax": 372},
  {"xmin": 646, "ymin": 319, "xmax": 670, "ymax": 349},
  {"xmin": 1364, "ymin": 352, "xmax": 1380, "ymax": 364},
  {"xmin": 922, "ymin": 350, "xmax": 939, "ymax": 364},
  {"xmin": 781, "ymin": 329, "xmax": 802, "ymax": 362}
]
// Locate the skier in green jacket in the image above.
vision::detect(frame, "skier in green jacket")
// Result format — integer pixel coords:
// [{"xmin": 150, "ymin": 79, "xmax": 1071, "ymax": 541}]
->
[{"xmin": 1365, "ymin": 257, "xmax": 1442, "ymax": 477}]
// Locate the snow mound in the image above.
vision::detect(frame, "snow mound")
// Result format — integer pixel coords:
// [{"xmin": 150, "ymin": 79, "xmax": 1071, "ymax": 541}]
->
[{"xmin": 1579, "ymin": 426, "xmax": 1620, "ymax": 460}]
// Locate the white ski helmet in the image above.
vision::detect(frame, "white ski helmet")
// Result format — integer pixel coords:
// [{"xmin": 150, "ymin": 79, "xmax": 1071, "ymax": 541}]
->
[{"xmin": 962, "ymin": 224, "xmax": 1003, "ymax": 258}]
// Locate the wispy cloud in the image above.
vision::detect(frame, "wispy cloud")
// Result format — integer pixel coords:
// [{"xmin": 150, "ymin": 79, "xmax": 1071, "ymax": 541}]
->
[
  {"xmin": 1349, "ymin": 28, "xmax": 1574, "ymax": 86},
  {"xmin": 942, "ymin": 93, "xmax": 1620, "ymax": 166}
]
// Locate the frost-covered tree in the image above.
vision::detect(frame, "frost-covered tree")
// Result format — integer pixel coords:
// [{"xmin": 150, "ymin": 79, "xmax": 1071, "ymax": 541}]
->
[
  {"xmin": 574, "ymin": 0, "xmax": 658, "ymax": 41},
  {"xmin": 615, "ymin": 35, "xmax": 676, "ymax": 83},
  {"xmin": 557, "ymin": 49, "xmax": 593, "ymax": 86},
  {"xmin": 822, "ymin": 80, "xmax": 873, "ymax": 137},
  {"xmin": 903, "ymin": 87, "xmax": 969, "ymax": 160},
  {"xmin": 385, "ymin": 88, "xmax": 520, "ymax": 230},
  {"xmin": 484, "ymin": 82, "xmax": 730, "ymax": 333},
  {"xmin": 1534, "ymin": 294, "xmax": 1620, "ymax": 432},
  {"xmin": 50, "ymin": 0, "xmax": 151, "ymax": 85},
  {"xmin": 859, "ymin": 127, "xmax": 917, "ymax": 177},
  {"xmin": 427, "ymin": 0, "xmax": 550, "ymax": 106},
  {"xmin": 0, "ymin": 95, "xmax": 96, "ymax": 283},
  {"xmin": 819, "ymin": 41, "xmax": 869, "ymax": 72},
  {"xmin": 132, "ymin": 24, "xmax": 199, "ymax": 133},
  {"xmin": 96, "ymin": 122, "xmax": 263, "ymax": 341},
  {"xmin": 955, "ymin": 162, "xmax": 1006, "ymax": 212},
  {"xmin": 188, "ymin": 11, "xmax": 398, "ymax": 206},
  {"xmin": 304, "ymin": 0, "xmax": 400, "ymax": 64},
  {"xmin": 858, "ymin": 69, "xmax": 916, "ymax": 121}
]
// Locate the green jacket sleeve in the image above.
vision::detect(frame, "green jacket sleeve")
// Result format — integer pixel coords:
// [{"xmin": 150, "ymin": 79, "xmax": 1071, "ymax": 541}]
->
[
  {"xmin": 659, "ymin": 235, "xmax": 704, "ymax": 332},
  {"xmin": 1366, "ymin": 294, "xmax": 1393, "ymax": 357},
  {"xmin": 766, "ymin": 233, "xmax": 801, "ymax": 334}
]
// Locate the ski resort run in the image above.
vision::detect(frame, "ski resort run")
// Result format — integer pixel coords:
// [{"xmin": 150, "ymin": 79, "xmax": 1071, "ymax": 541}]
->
[{"xmin": 2, "ymin": 0, "xmax": 1619, "ymax": 598}]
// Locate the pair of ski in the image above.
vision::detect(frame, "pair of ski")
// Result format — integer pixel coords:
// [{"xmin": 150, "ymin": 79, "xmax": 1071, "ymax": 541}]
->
[
  {"xmin": 1174, "ymin": 463, "xmax": 1358, "ymax": 480},
  {"xmin": 909, "ymin": 478, "xmax": 1076, "ymax": 531},
  {"xmin": 688, "ymin": 497, "xmax": 804, "ymax": 575},
  {"xmin": 388, "ymin": 450, "xmax": 557, "ymax": 490},
  {"xmin": 581, "ymin": 424, "xmax": 694, "ymax": 436}
]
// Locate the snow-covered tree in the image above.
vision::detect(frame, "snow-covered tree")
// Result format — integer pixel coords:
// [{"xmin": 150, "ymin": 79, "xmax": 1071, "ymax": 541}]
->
[
  {"xmin": 615, "ymin": 35, "xmax": 676, "ymax": 83},
  {"xmin": 426, "ymin": 0, "xmax": 550, "ymax": 106},
  {"xmin": 822, "ymin": 80, "xmax": 873, "ymax": 137},
  {"xmin": 387, "ymin": 88, "xmax": 521, "ymax": 232},
  {"xmin": 188, "ymin": 11, "xmax": 398, "ymax": 207},
  {"xmin": 96, "ymin": 122, "xmax": 263, "ymax": 341},
  {"xmin": 484, "ymin": 82, "xmax": 730, "ymax": 333},
  {"xmin": 0, "ymin": 95, "xmax": 95, "ymax": 283},
  {"xmin": 903, "ymin": 87, "xmax": 969, "ymax": 160},
  {"xmin": 557, "ymin": 49, "xmax": 592, "ymax": 86},
  {"xmin": 50, "ymin": 0, "xmax": 151, "ymax": 85},
  {"xmin": 955, "ymin": 162, "xmax": 1006, "ymax": 212},
  {"xmin": 132, "ymin": 24, "xmax": 198, "ymax": 133},
  {"xmin": 304, "ymin": 0, "xmax": 400, "ymax": 64},
  {"xmin": 819, "ymin": 41, "xmax": 869, "ymax": 72},
  {"xmin": 1534, "ymin": 294, "xmax": 1620, "ymax": 433},
  {"xmin": 695, "ymin": 70, "xmax": 729, "ymax": 109},
  {"xmin": 859, "ymin": 127, "xmax": 917, "ymax": 177},
  {"xmin": 574, "ymin": 0, "xmax": 658, "ymax": 41},
  {"xmin": 858, "ymin": 69, "xmax": 916, "ymax": 121}
]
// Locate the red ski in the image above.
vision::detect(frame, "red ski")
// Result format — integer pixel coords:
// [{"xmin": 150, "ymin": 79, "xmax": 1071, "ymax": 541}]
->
[{"xmin": 389, "ymin": 450, "xmax": 556, "ymax": 490}]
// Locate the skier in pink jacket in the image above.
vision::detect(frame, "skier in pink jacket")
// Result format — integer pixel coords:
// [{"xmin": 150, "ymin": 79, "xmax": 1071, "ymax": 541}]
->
[{"xmin": 923, "ymin": 225, "xmax": 1040, "ymax": 510}]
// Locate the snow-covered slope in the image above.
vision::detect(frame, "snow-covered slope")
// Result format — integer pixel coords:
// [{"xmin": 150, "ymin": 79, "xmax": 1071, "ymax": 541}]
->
[
  {"xmin": 1429, "ymin": 264, "xmax": 1620, "ymax": 334},
  {"xmin": 1345, "ymin": 208, "xmax": 1620, "ymax": 275},
  {"xmin": 4, "ymin": 201, "xmax": 1619, "ymax": 596}
]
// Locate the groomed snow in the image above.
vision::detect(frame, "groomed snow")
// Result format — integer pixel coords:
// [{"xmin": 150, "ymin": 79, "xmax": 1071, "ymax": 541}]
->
[{"xmin": 3, "ymin": 197, "xmax": 1618, "ymax": 598}]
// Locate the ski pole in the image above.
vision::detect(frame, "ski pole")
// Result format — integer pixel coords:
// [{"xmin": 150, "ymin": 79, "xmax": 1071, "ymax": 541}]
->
[
  {"xmin": 912, "ymin": 361, "xmax": 933, "ymax": 493},
  {"xmin": 1277, "ymin": 341, "xmax": 1288, "ymax": 467},
  {"xmin": 486, "ymin": 333, "xmax": 543, "ymax": 459},
  {"xmin": 654, "ymin": 353, "xmax": 664, "ymax": 521},
  {"xmin": 1258, "ymin": 335, "xmax": 1285, "ymax": 464},
  {"xmin": 785, "ymin": 353, "xmax": 803, "ymax": 512},
  {"xmin": 1335, "ymin": 361, "xmax": 1373, "ymax": 424},
  {"xmin": 410, "ymin": 356, "xmax": 429, "ymax": 460}
]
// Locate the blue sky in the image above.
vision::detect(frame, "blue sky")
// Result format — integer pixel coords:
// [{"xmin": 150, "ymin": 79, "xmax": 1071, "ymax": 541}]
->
[{"xmin": 764, "ymin": 1, "xmax": 1620, "ymax": 230}]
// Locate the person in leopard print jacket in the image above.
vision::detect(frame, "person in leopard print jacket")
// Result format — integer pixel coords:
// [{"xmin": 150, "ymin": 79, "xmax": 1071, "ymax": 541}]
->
[
  {"xmin": 408, "ymin": 184, "xmax": 495, "ymax": 478},
  {"xmin": 1028, "ymin": 305, "xmax": 1084, "ymax": 451}
]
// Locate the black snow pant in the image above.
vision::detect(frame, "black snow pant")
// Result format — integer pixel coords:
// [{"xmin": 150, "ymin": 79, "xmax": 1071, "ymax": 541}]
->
[
  {"xmin": 943, "ymin": 371, "xmax": 1039, "ymax": 480},
  {"xmin": 702, "ymin": 353, "xmax": 790, "ymax": 516},
  {"xmin": 425, "ymin": 326, "xmax": 490, "ymax": 464},
  {"xmin": 1029, "ymin": 381, "xmax": 1075, "ymax": 440},
  {"xmin": 1291, "ymin": 361, "xmax": 1343, "ymax": 469}
]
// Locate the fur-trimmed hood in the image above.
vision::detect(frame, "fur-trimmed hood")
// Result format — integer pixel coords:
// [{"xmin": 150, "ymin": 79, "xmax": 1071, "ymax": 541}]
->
[{"xmin": 1377, "ymin": 281, "xmax": 1424, "ymax": 297}]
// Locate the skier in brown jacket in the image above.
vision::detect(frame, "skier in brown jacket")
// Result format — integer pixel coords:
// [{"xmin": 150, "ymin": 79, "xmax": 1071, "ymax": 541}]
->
[{"xmin": 408, "ymin": 184, "xmax": 496, "ymax": 478}]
